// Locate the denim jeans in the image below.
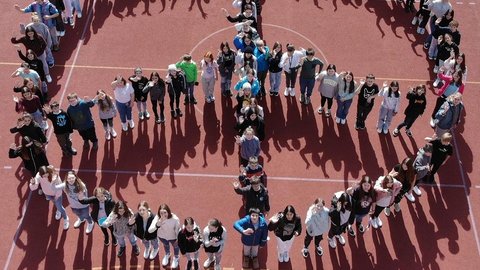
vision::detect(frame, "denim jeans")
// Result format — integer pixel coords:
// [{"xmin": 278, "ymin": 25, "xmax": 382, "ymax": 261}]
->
[
  {"xmin": 336, "ymin": 98, "xmax": 353, "ymax": 119},
  {"xmin": 377, "ymin": 106, "xmax": 395, "ymax": 130},
  {"xmin": 220, "ymin": 74, "xmax": 232, "ymax": 93},
  {"xmin": 71, "ymin": 207, "xmax": 93, "ymax": 223},
  {"xmin": 299, "ymin": 78, "xmax": 315, "ymax": 96},
  {"xmin": 143, "ymin": 238, "xmax": 159, "ymax": 250},
  {"xmin": 116, "ymin": 232, "xmax": 137, "ymax": 248},
  {"xmin": 425, "ymin": 15, "xmax": 438, "ymax": 45},
  {"xmin": 159, "ymin": 238, "xmax": 179, "ymax": 256},
  {"xmin": 45, "ymin": 194, "xmax": 67, "ymax": 219},
  {"xmin": 269, "ymin": 71, "xmax": 282, "ymax": 92},
  {"xmin": 116, "ymin": 100, "xmax": 132, "ymax": 123}
]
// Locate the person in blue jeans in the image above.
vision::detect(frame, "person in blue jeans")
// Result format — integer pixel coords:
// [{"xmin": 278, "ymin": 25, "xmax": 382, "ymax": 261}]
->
[
  {"xmin": 336, "ymin": 71, "xmax": 358, "ymax": 124},
  {"xmin": 298, "ymin": 48, "xmax": 324, "ymax": 105},
  {"xmin": 66, "ymin": 93, "xmax": 99, "ymax": 150},
  {"xmin": 234, "ymin": 208, "xmax": 268, "ymax": 270}
]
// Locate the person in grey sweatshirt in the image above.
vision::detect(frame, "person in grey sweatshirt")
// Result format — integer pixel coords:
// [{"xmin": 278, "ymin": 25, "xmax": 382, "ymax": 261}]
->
[{"xmin": 412, "ymin": 144, "xmax": 433, "ymax": 197}]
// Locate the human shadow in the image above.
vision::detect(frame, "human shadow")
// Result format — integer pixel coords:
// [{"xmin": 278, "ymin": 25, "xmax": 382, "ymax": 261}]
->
[
  {"xmin": 269, "ymin": 95, "xmax": 288, "ymax": 154},
  {"xmin": 92, "ymin": 0, "xmax": 114, "ymax": 34},
  {"xmin": 348, "ymin": 231, "xmax": 375, "ymax": 270},
  {"xmin": 294, "ymin": 0, "xmax": 323, "ymax": 10},
  {"xmin": 371, "ymin": 228, "xmax": 399, "ymax": 269},
  {"xmin": 378, "ymin": 132, "xmax": 399, "ymax": 171},
  {"xmin": 337, "ymin": 124, "xmax": 362, "ymax": 189},
  {"xmin": 99, "ymin": 138, "xmax": 116, "ymax": 191},
  {"xmin": 220, "ymin": 95, "xmax": 236, "ymax": 167},
  {"xmin": 298, "ymin": 104, "xmax": 322, "ymax": 170},
  {"xmin": 184, "ymin": 104, "xmax": 201, "ymax": 161},
  {"xmin": 284, "ymin": 96, "xmax": 302, "ymax": 151},
  {"xmin": 364, "ymin": 0, "xmax": 399, "ymax": 39},
  {"xmin": 168, "ymin": 115, "xmax": 189, "ymax": 188},
  {"xmin": 72, "ymin": 229, "xmax": 93, "ymax": 269},
  {"xmin": 113, "ymin": 0, "xmax": 141, "ymax": 20},
  {"xmin": 114, "ymin": 130, "xmax": 136, "ymax": 201},
  {"xmin": 318, "ymin": 115, "xmax": 342, "ymax": 178},
  {"xmin": 357, "ymin": 130, "xmax": 383, "ymax": 177},
  {"xmin": 188, "ymin": 0, "xmax": 210, "ymax": 19},
  {"xmin": 202, "ymin": 102, "xmax": 221, "ymax": 168},
  {"xmin": 14, "ymin": 165, "xmax": 32, "ymax": 220},
  {"xmin": 147, "ymin": 121, "xmax": 169, "ymax": 184},
  {"xmin": 332, "ymin": 0, "xmax": 360, "ymax": 11}
]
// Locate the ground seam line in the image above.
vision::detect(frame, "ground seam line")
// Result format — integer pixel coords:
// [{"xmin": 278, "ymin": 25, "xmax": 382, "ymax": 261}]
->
[{"xmin": 2, "ymin": 2, "xmax": 97, "ymax": 269}]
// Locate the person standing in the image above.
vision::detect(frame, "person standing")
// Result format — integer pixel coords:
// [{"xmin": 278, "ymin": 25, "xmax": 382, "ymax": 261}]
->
[
  {"xmin": 425, "ymin": 133, "xmax": 453, "ymax": 183},
  {"xmin": 203, "ymin": 218, "xmax": 227, "ymax": 270},
  {"xmin": 166, "ymin": 64, "xmax": 187, "ymax": 118},
  {"xmin": 44, "ymin": 101, "xmax": 76, "ymax": 156},
  {"xmin": 268, "ymin": 205, "xmax": 302, "ymax": 262},
  {"xmin": 128, "ymin": 201, "xmax": 159, "ymax": 260},
  {"xmin": 129, "ymin": 68, "xmax": 150, "ymax": 121},
  {"xmin": 316, "ymin": 64, "xmax": 340, "ymax": 117},
  {"xmin": 217, "ymin": 42, "xmax": 236, "ymax": 97},
  {"xmin": 233, "ymin": 176, "xmax": 270, "ymax": 216},
  {"xmin": 66, "ymin": 93, "xmax": 99, "ymax": 150},
  {"xmin": 142, "ymin": 72, "xmax": 166, "ymax": 123},
  {"xmin": 393, "ymin": 85, "xmax": 427, "ymax": 137},
  {"xmin": 200, "ymin": 51, "xmax": 219, "ymax": 103},
  {"xmin": 177, "ymin": 217, "xmax": 203, "ymax": 270},
  {"xmin": 111, "ymin": 76, "xmax": 135, "ymax": 132},
  {"xmin": 298, "ymin": 48, "xmax": 323, "ymax": 105},
  {"xmin": 355, "ymin": 74, "xmax": 379, "ymax": 130},
  {"xmin": 176, "ymin": 54, "xmax": 198, "ymax": 104},
  {"xmin": 253, "ymin": 40, "xmax": 270, "ymax": 98},
  {"xmin": 301, "ymin": 198, "xmax": 330, "ymax": 257}
]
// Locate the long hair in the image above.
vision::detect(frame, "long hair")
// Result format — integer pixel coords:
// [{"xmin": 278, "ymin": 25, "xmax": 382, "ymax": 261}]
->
[
  {"xmin": 343, "ymin": 71, "xmax": 355, "ymax": 94},
  {"xmin": 97, "ymin": 89, "xmax": 113, "ymax": 111},
  {"xmin": 113, "ymin": 201, "xmax": 132, "ymax": 218},
  {"xmin": 157, "ymin": 203, "xmax": 173, "ymax": 219},
  {"xmin": 24, "ymin": 26, "xmax": 40, "ymax": 40},
  {"xmin": 64, "ymin": 170, "xmax": 86, "ymax": 193},
  {"xmin": 282, "ymin": 205, "xmax": 297, "ymax": 221},
  {"xmin": 358, "ymin": 175, "xmax": 375, "ymax": 200},
  {"xmin": 38, "ymin": 165, "xmax": 55, "ymax": 182},
  {"xmin": 396, "ymin": 158, "xmax": 416, "ymax": 185},
  {"xmin": 456, "ymin": 52, "xmax": 466, "ymax": 74},
  {"xmin": 451, "ymin": 70, "xmax": 463, "ymax": 86},
  {"xmin": 388, "ymin": 81, "xmax": 400, "ymax": 98}
]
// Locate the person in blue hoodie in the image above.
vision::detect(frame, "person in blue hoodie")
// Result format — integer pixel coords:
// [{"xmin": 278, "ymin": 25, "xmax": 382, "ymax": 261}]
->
[
  {"xmin": 253, "ymin": 40, "xmax": 269, "ymax": 97},
  {"xmin": 233, "ymin": 208, "xmax": 268, "ymax": 270}
]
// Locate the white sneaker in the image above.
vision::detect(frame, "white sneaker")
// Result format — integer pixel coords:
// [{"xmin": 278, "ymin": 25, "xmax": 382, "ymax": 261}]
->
[
  {"xmin": 214, "ymin": 264, "xmax": 221, "ymax": 270},
  {"xmin": 405, "ymin": 192, "xmax": 416, "ymax": 202},
  {"xmin": 162, "ymin": 254, "xmax": 170, "ymax": 266},
  {"xmin": 105, "ymin": 131, "xmax": 111, "ymax": 140},
  {"xmin": 55, "ymin": 211, "xmax": 61, "ymax": 220},
  {"xmin": 337, "ymin": 234, "xmax": 346, "ymax": 245},
  {"xmin": 377, "ymin": 128, "xmax": 382, "ymax": 133},
  {"xmin": 289, "ymin": 88, "xmax": 295, "ymax": 96},
  {"xmin": 413, "ymin": 186, "xmax": 422, "ymax": 196},
  {"xmin": 77, "ymin": 12, "xmax": 82, "ymax": 19},
  {"xmin": 143, "ymin": 246, "xmax": 150, "ymax": 259},
  {"xmin": 283, "ymin": 88, "xmax": 289, "ymax": 96},
  {"xmin": 144, "ymin": 111, "xmax": 150, "ymax": 119},
  {"xmin": 336, "ymin": 117, "xmax": 341, "ymax": 123},
  {"xmin": 370, "ymin": 217, "xmax": 378, "ymax": 229},
  {"xmin": 171, "ymin": 256, "xmax": 179, "ymax": 269},
  {"xmin": 328, "ymin": 237, "xmax": 337, "ymax": 248},
  {"xmin": 46, "ymin": 74, "xmax": 52, "ymax": 83},
  {"xmin": 149, "ymin": 248, "xmax": 159, "ymax": 260},
  {"xmin": 203, "ymin": 257, "xmax": 214, "ymax": 268},
  {"xmin": 110, "ymin": 128, "xmax": 117, "ymax": 138},
  {"xmin": 341, "ymin": 119, "xmax": 346, "ymax": 125},
  {"xmin": 384, "ymin": 207, "xmax": 391, "ymax": 217},
  {"xmin": 63, "ymin": 217, "xmax": 70, "ymax": 230},
  {"xmin": 139, "ymin": 112, "xmax": 144, "ymax": 120},
  {"xmin": 121, "ymin": 122, "xmax": 128, "ymax": 131},
  {"xmin": 86, "ymin": 221, "xmax": 94, "ymax": 234},
  {"xmin": 317, "ymin": 107, "xmax": 323, "ymax": 114},
  {"xmin": 429, "ymin": 118, "xmax": 436, "ymax": 128},
  {"xmin": 394, "ymin": 203, "xmax": 401, "ymax": 212},
  {"xmin": 376, "ymin": 217, "xmax": 383, "ymax": 227},
  {"xmin": 128, "ymin": 120, "xmax": 135, "ymax": 129},
  {"xmin": 433, "ymin": 66, "xmax": 439, "ymax": 73},
  {"xmin": 433, "ymin": 78, "xmax": 441, "ymax": 88},
  {"xmin": 411, "ymin": 16, "xmax": 418, "ymax": 25},
  {"xmin": 278, "ymin": 252, "xmax": 284, "ymax": 262},
  {"xmin": 74, "ymin": 218, "xmax": 85, "ymax": 228},
  {"xmin": 284, "ymin": 252, "xmax": 290, "ymax": 262},
  {"xmin": 383, "ymin": 127, "xmax": 389, "ymax": 134}
]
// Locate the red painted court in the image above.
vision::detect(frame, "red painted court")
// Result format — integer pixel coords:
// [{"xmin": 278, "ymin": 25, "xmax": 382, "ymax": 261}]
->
[{"xmin": 1, "ymin": 0, "xmax": 479, "ymax": 269}]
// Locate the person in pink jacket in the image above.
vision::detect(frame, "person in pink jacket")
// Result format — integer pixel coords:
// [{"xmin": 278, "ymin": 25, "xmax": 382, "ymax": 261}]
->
[
  {"xmin": 430, "ymin": 70, "xmax": 464, "ymax": 128},
  {"xmin": 369, "ymin": 175, "xmax": 402, "ymax": 229}
]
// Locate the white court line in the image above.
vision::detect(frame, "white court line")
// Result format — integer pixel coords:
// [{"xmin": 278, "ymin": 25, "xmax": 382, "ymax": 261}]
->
[
  {"xmin": 2, "ymin": 2, "xmax": 98, "ymax": 269},
  {"xmin": 55, "ymin": 167, "xmax": 466, "ymax": 189},
  {"xmin": 452, "ymin": 132, "xmax": 480, "ymax": 256}
]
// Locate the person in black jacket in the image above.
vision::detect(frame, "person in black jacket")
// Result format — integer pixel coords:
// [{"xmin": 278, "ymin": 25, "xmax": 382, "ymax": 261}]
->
[
  {"xmin": 44, "ymin": 101, "xmax": 76, "ymax": 156},
  {"xmin": 166, "ymin": 64, "xmax": 187, "ymax": 118},
  {"xmin": 268, "ymin": 42, "xmax": 283, "ymax": 96},
  {"xmin": 268, "ymin": 205, "xmax": 302, "ymax": 263},
  {"xmin": 393, "ymin": 85, "xmax": 427, "ymax": 137},
  {"xmin": 236, "ymin": 108, "xmax": 265, "ymax": 142},
  {"xmin": 178, "ymin": 217, "xmax": 203, "ymax": 270},
  {"xmin": 128, "ymin": 201, "xmax": 159, "ymax": 260},
  {"xmin": 10, "ymin": 113, "xmax": 47, "ymax": 145},
  {"xmin": 233, "ymin": 176, "xmax": 270, "ymax": 216},
  {"xmin": 79, "ymin": 187, "xmax": 116, "ymax": 246},
  {"xmin": 222, "ymin": 4, "xmax": 258, "ymax": 31},
  {"xmin": 217, "ymin": 42, "xmax": 236, "ymax": 97},
  {"xmin": 9, "ymin": 136, "xmax": 48, "ymax": 176}
]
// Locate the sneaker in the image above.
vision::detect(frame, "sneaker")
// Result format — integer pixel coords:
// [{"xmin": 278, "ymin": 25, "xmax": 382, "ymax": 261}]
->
[
  {"xmin": 284, "ymin": 252, "xmax": 290, "ymax": 262},
  {"xmin": 433, "ymin": 78, "xmax": 440, "ymax": 88},
  {"xmin": 86, "ymin": 221, "xmax": 94, "ymax": 234},
  {"xmin": 69, "ymin": 17, "xmax": 74, "ymax": 26},
  {"xmin": 121, "ymin": 122, "xmax": 128, "ymax": 131},
  {"xmin": 305, "ymin": 96, "xmax": 311, "ymax": 105},
  {"xmin": 155, "ymin": 117, "xmax": 161, "ymax": 124},
  {"xmin": 133, "ymin": 245, "xmax": 140, "ymax": 256},
  {"xmin": 428, "ymin": 55, "xmax": 435, "ymax": 60},
  {"xmin": 274, "ymin": 92, "xmax": 279, "ymax": 97},
  {"xmin": 38, "ymin": 189, "xmax": 43, "ymax": 195},
  {"xmin": 214, "ymin": 264, "xmax": 221, "ymax": 270},
  {"xmin": 63, "ymin": 218, "xmax": 70, "ymax": 230},
  {"xmin": 369, "ymin": 217, "xmax": 378, "ymax": 229},
  {"xmin": 46, "ymin": 74, "xmax": 52, "ymax": 83},
  {"xmin": 139, "ymin": 112, "xmax": 144, "ymax": 120},
  {"xmin": 104, "ymin": 238, "xmax": 110, "ymax": 246},
  {"xmin": 336, "ymin": 117, "xmax": 341, "ymax": 124},
  {"xmin": 74, "ymin": 218, "xmax": 85, "ymax": 228},
  {"xmin": 63, "ymin": 16, "xmax": 68, "ymax": 24},
  {"xmin": 128, "ymin": 119, "xmax": 135, "ymax": 129},
  {"xmin": 71, "ymin": 148, "xmax": 78, "ymax": 155},
  {"xmin": 325, "ymin": 109, "xmax": 331, "ymax": 117},
  {"xmin": 55, "ymin": 211, "xmax": 61, "ymax": 220},
  {"xmin": 149, "ymin": 248, "xmax": 159, "ymax": 260},
  {"xmin": 77, "ymin": 12, "xmax": 82, "ymax": 19},
  {"xmin": 301, "ymin": 248, "xmax": 309, "ymax": 258},
  {"xmin": 117, "ymin": 246, "xmax": 126, "ymax": 257},
  {"xmin": 328, "ymin": 237, "xmax": 337, "ymax": 249},
  {"xmin": 384, "ymin": 207, "xmax": 391, "ymax": 217},
  {"xmin": 58, "ymin": 30, "xmax": 65, "ymax": 37},
  {"xmin": 341, "ymin": 119, "xmax": 346, "ymax": 125},
  {"xmin": 110, "ymin": 129, "xmax": 117, "ymax": 138},
  {"xmin": 348, "ymin": 225, "xmax": 356, "ymax": 237},
  {"xmin": 393, "ymin": 128, "xmax": 399, "ymax": 137},
  {"xmin": 430, "ymin": 118, "xmax": 436, "ymax": 128},
  {"xmin": 316, "ymin": 246, "xmax": 324, "ymax": 256},
  {"xmin": 48, "ymin": 62, "xmax": 55, "ymax": 68},
  {"xmin": 383, "ymin": 127, "xmax": 388, "ymax": 134},
  {"xmin": 284, "ymin": 88, "xmax": 289, "ymax": 96},
  {"xmin": 211, "ymin": 96, "xmax": 215, "ymax": 102},
  {"xmin": 337, "ymin": 234, "xmax": 346, "ymax": 245},
  {"xmin": 289, "ymin": 88, "xmax": 295, "ymax": 96},
  {"xmin": 278, "ymin": 253, "xmax": 284, "ymax": 262},
  {"xmin": 419, "ymin": 28, "xmax": 425, "ymax": 34},
  {"xmin": 105, "ymin": 131, "xmax": 111, "ymax": 140},
  {"xmin": 171, "ymin": 256, "xmax": 179, "ymax": 269},
  {"xmin": 411, "ymin": 16, "xmax": 418, "ymax": 25},
  {"xmin": 144, "ymin": 111, "xmax": 150, "ymax": 119},
  {"xmin": 394, "ymin": 203, "xmax": 401, "ymax": 212},
  {"xmin": 433, "ymin": 66, "xmax": 439, "ymax": 73},
  {"xmin": 376, "ymin": 217, "xmax": 383, "ymax": 227},
  {"xmin": 206, "ymin": 96, "xmax": 211, "ymax": 103},
  {"xmin": 377, "ymin": 128, "xmax": 382, "ymax": 133},
  {"xmin": 113, "ymin": 237, "xmax": 118, "ymax": 246},
  {"xmin": 176, "ymin": 108, "xmax": 183, "ymax": 117},
  {"xmin": 423, "ymin": 42, "xmax": 429, "ymax": 49},
  {"xmin": 317, "ymin": 107, "xmax": 323, "ymax": 114},
  {"xmin": 358, "ymin": 224, "xmax": 366, "ymax": 233},
  {"xmin": 171, "ymin": 110, "xmax": 177, "ymax": 118},
  {"xmin": 269, "ymin": 91, "xmax": 274, "ymax": 96},
  {"xmin": 406, "ymin": 129, "xmax": 413, "ymax": 137},
  {"xmin": 299, "ymin": 94, "xmax": 305, "ymax": 104},
  {"xmin": 413, "ymin": 186, "xmax": 422, "ymax": 196},
  {"xmin": 405, "ymin": 192, "xmax": 416, "ymax": 202},
  {"xmin": 92, "ymin": 142, "xmax": 98, "ymax": 150},
  {"xmin": 203, "ymin": 257, "xmax": 214, "ymax": 268},
  {"xmin": 52, "ymin": 44, "xmax": 60, "ymax": 52},
  {"xmin": 162, "ymin": 254, "xmax": 170, "ymax": 266}
]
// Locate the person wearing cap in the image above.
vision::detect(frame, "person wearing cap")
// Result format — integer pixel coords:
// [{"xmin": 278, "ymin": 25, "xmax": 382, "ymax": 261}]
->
[
  {"xmin": 280, "ymin": 44, "xmax": 306, "ymax": 97},
  {"xmin": 234, "ymin": 68, "xmax": 260, "ymax": 97},
  {"xmin": 166, "ymin": 64, "xmax": 187, "ymax": 118},
  {"xmin": 176, "ymin": 54, "xmax": 198, "ymax": 105}
]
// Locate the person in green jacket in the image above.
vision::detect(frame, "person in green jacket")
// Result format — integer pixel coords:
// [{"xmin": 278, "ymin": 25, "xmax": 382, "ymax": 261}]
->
[{"xmin": 176, "ymin": 54, "xmax": 198, "ymax": 104}]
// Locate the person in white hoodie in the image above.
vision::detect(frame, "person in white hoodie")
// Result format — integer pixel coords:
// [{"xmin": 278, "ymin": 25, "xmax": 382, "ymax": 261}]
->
[
  {"xmin": 301, "ymin": 198, "xmax": 330, "ymax": 257},
  {"xmin": 29, "ymin": 165, "xmax": 69, "ymax": 230},
  {"xmin": 280, "ymin": 44, "xmax": 305, "ymax": 97},
  {"xmin": 60, "ymin": 170, "xmax": 94, "ymax": 234},
  {"xmin": 148, "ymin": 204, "xmax": 181, "ymax": 269},
  {"xmin": 376, "ymin": 81, "xmax": 401, "ymax": 134},
  {"xmin": 203, "ymin": 218, "xmax": 227, "ymax": 270}
]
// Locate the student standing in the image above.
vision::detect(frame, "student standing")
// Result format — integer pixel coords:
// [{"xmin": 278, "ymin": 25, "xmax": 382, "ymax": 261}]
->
[
  {"xmin": 66, "ymin": 93, "xmax": 99, "ymax": 150},
  {"xmin": 44, "ymin": 101, "xmax": 76, "ymax": 156},
  {"xmin": 178, "ymin": 217, "xmax": 203, "ymax": 270},
  {"xmin": 111, "ymin": 76, "xmax": 135, "ymax": 132},
  {"xmin": 128, "ymin": 201, "xmax": 159, "ymax": 260},
  {"xmin": 268, "ymin": 205, "xmax": 302, "ymax": 262},
  {"xmin": 203, "ymin": 218, "xmax": 227, "ymax": 270},
  {"xmin": 355, "ymin": 74, "xmax": 379, "ymax": 130},
  {"xmin": 128, "ymin": 68, "xmax": 150, "ymax": 121},
  {"xmin": 298, "ymin": 48, "xmax": 323, "ymax": 105},
  {"xmin": 234, "ymin": 208, "xmax": 268, "ymax": 270},
  {"xmin": 102, "ymin": 201, "xmax": 139, "ymax": 257},
  {"xmin": 393, "ymin": 85, "xmax": 427, "ymax": 137}
]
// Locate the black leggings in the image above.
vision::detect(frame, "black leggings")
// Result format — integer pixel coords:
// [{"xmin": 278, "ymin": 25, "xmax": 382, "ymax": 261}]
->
[
  {"xmin": 394, "ymin": 182, "xmax": 412, "ymax": 204},
  {"xmin": 396, "ymin": 113, "xmax": 420, "ymax": 130},
  {"xmin": 320, "ymin": 95, "xmax": 333, "ymax": 109},
  {"xmin": 284, "ymin": 70, "xmax": 298, "ymax": 88},
  {"xmin": 304, "ymin": 232, "xmax": 323, "ymax": 248},
  {"xmin": 431, "ymin": 96, "xmax": 446, "ymax": 119},
  {"xmin": 168, "ymin": 90, "xmax": 181, "ymax": 110},
  {"xmin": 101, "ymin": 225, "xmax": 114, "ymax": 241},
  {"xmin": 100, "ymin": 118, "xmax": 113, "ymax": 128},
  {"xmin": 371, "ymin": 204, "xmax": 386, "ymax": 218},
  {"xmin": 151, "ymin": 99, "xmax": 165, "ymax": 118},
  {"xmin": 328, "ymin": 223, "xmax": 347, "ymax": 238}
]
